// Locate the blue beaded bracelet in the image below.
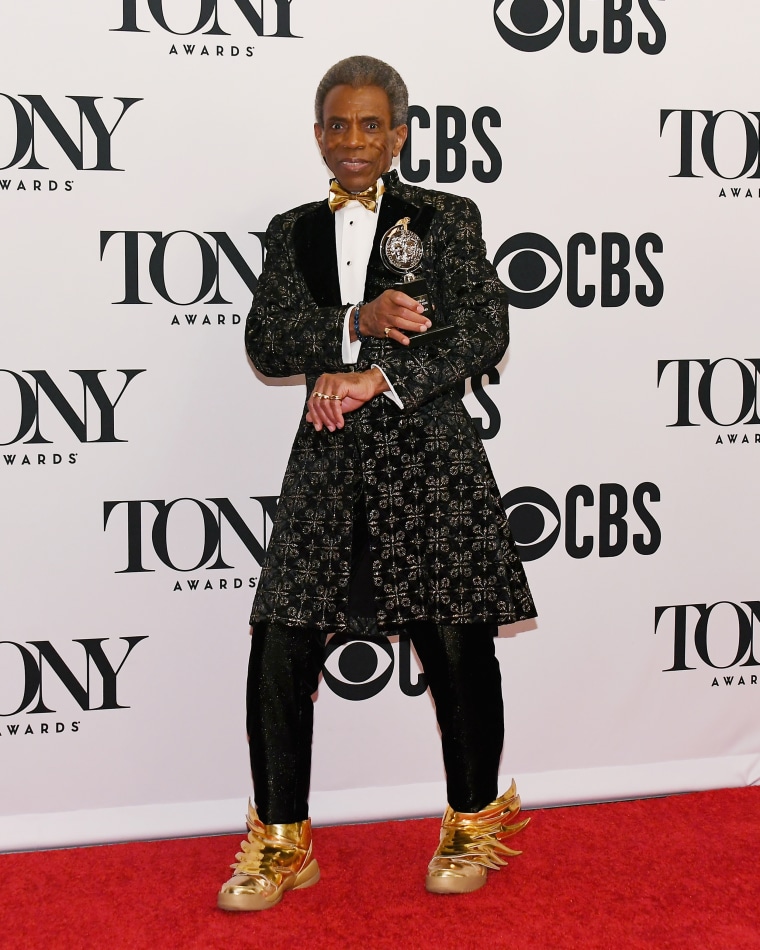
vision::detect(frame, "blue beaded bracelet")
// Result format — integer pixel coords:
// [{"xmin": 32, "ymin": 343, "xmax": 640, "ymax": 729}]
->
[{"xmin": 353, "ymin": 301, "xmax": 367, "ymax": 342}]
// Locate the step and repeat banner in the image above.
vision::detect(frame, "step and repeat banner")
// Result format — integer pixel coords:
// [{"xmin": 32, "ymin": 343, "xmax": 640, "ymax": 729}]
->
[{"xmin": 2, "ymin": 1, "xmax": 759, "ymax": 851}]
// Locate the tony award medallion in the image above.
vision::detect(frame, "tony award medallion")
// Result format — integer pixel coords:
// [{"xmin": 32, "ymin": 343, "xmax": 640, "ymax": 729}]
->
[
  {"xmin": 380, "ymin": 217, "xmax": 431, "ymax": 316},
  {"xmin": 380, "ymin": 218, "xmax": 456, "ymax": 346}
]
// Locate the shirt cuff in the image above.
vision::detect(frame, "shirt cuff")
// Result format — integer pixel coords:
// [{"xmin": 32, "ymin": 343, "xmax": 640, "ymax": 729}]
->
[
  {"xmin": 372, "ymin": 364, "xmax": 404, "ymax": 409},
  {"xmin": 342, "ymin": 306, "xmax": 362, "ymax": 364}
]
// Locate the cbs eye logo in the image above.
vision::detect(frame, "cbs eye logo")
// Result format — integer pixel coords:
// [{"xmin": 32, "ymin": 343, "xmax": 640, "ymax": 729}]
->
[
  {"xmin": 493, "ymin": 231, "xmax": 663, "ymax": 310},
  {"xmin": 493, "ymin": 0, "xmax": 666, "ymax": 54},
  {"xmin": 503, "ymin": 487, "xmax": 562, "ymax": 560},
  {"xmin": 494, "ymin": 0, "xmax": 564, "ymax": 51},
  {"xmin": 494, "ymin": 233, "xmax": 562, "ymax": 309},
  {"xmin": 322, "ymin": 633, "xmax": 427, "ymax": 701}
]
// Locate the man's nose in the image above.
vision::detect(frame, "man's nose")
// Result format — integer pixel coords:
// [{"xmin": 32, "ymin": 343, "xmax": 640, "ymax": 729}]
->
[{"xmin": 345, "ymin": 123, "xmax": 366, "ymax": 147}]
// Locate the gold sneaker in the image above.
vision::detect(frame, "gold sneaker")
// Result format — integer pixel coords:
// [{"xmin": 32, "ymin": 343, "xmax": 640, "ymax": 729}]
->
[
  {"xmin": 425, "ymin": 780, "xmax": 529, "ymax": 895},
  {"xmin": 217, "ymin": 802, "xmax": 320, "ymax": 911}
]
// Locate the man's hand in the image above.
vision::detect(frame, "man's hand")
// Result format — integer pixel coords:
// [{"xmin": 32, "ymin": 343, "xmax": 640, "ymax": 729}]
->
[
  {"xmin": 306, "ymin": 368, "xmax": 389, "ymax": 432},
  {"xmin": 351, "ymin": 289, "xmax": 432, "ymax": 345}
]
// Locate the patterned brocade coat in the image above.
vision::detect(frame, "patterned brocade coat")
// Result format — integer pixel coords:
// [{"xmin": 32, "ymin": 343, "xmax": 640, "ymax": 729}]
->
[{"xmin": 246, "ymin": 171, "xmax": 536, "ymax": 633}]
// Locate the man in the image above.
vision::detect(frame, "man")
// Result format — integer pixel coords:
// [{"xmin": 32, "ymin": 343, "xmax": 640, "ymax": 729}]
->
[{"xmin": 218, "ymin": 55, "xmax": 536, "ymax": 912}]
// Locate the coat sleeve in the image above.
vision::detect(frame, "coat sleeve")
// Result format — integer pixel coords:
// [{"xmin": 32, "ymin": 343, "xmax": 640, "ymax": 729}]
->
[
  {"xmin": 244, "ymin": 212, "xmax": 349, "ymax": 378},
  {"xmin": 371, "ymin": 195, "xmax": 509, "ymax": 412}
]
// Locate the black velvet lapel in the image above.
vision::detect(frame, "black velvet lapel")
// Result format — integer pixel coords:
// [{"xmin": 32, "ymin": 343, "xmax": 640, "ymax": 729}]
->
[{"xmin": 292, "ymin": 202, "xmax": 341, "ymax": 306}]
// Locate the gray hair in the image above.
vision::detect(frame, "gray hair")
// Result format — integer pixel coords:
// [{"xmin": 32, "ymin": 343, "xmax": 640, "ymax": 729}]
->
[{"xmin": 314, "ymin": 55, "xmax": 409, "ymax": 128}]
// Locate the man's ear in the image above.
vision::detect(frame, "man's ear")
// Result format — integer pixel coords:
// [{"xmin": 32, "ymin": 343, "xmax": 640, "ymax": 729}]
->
[{"xmin": 393, "ymin": 123, "xmax": 409, "ymax": 157}]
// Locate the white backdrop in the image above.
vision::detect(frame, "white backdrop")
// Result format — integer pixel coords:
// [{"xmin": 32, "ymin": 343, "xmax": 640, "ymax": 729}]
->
[{"xmin": 2, "ymin": 0, "xmax": 759, "ymax": 852}]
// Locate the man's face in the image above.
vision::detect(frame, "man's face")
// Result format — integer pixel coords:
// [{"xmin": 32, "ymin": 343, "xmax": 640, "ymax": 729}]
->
[{"xmin": 314, "ymin": 84, "xmax": 408, "ymax": 193}]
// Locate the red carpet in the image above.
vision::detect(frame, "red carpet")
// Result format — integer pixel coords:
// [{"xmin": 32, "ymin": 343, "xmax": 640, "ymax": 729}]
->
[{"xmin": 1, "ymin": 787, "xmax": 758, "ymax": 950}]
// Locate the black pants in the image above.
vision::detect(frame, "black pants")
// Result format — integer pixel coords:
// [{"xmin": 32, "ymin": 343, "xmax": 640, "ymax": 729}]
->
[{"xmin": 246, "ymin": 619, "xmax": 505, "ymax": 823}]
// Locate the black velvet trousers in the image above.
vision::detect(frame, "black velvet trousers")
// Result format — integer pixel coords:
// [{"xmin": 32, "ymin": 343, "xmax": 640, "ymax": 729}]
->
[{"xmin": 246, "ymin": 619, "xmax": 505, "ymax": 823}]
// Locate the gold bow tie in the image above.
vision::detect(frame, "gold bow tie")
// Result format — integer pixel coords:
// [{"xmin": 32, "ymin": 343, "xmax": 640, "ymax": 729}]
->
[{"xmin": 328, "ymin": 179, "xmax": 379, "ymax": 213}]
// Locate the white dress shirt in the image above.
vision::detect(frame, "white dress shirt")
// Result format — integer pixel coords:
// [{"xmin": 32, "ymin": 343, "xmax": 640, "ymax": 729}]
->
[{"xmin": 334, "ymin": 182, "xmax": 403, "ymax": 407}]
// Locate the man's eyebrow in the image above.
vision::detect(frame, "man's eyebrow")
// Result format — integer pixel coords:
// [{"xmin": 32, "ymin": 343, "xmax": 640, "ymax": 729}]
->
[{"xmin": 324, "ymin": 114, "xmax": 385, "ymax": 123}]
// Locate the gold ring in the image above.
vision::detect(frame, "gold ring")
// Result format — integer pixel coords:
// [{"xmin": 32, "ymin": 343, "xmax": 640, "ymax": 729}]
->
[
  {"xmin": 384, "ymin": 326, "xmax": 392, "ymax": 338},
  {"xmin": 312, "ymin": 390, "xmax": 328, "ymax": 399},
  {"xmin": 327, "ymin": 394, "xmax": 341, "ymax": 400}
]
